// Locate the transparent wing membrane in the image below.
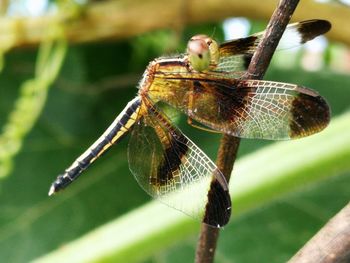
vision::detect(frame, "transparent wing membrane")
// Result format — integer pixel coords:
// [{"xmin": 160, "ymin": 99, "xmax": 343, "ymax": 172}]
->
[{"xmin": 128, "ymin": 102, "xmax": 231, "ymax": 227}]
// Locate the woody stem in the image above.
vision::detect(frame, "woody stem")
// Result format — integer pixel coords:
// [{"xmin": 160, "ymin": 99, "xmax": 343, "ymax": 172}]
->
[{"xmin": 194, "ymin": 0, "xmax": 300, "ymax": 262}]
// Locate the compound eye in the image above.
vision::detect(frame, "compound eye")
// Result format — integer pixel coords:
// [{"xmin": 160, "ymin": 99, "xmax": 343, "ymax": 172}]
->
[{"xmin": 187, "ymin": 36, "xmax": 209, "ymax": 55}]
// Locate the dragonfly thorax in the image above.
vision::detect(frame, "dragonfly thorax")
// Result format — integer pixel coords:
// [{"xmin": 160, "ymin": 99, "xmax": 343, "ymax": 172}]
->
[
  {"xmin": 138, "ymin": 59, "xmax": 159, "ymax": 98},
  {"xmin": 138, "ymin": 56, "xmax": 191, "ymax": 103}
]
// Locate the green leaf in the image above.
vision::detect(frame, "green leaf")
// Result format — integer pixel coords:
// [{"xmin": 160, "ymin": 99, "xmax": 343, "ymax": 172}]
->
[
  {"xmin": 32, "ymin": 112, "xmax": 350, "ymax": 263},
  {"xmin": 0, "ymin": 28, "xmax": 349, "ymax": 263},
  {"xmin": 0, "ymin": 38, "xmax": 67, "ymax": 178}
]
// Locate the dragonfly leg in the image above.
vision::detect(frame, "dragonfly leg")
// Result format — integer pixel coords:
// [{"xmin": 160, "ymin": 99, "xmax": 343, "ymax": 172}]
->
[{"xmin": 187, "ymin": 117, "xmax": 221, "ymax": 134}]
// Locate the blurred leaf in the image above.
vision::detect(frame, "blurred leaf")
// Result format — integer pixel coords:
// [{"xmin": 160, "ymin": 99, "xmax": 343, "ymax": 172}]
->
[
  {"xmin": 0, "ymin": 37, "xmax": 67, "ymax": 178},
  {"xmin": 33, "ymin": 111, "xmax": 350, "ymax": 263},
  {"xmin": 129, "ymin": 30, "xmax": 180, "ymax": 71}
]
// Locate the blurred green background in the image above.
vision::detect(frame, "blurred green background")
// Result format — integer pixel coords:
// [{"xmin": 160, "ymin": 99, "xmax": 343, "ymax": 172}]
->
[{"xmin": 0, "ymin": 0, "xmax": 350, "ymax": 262}]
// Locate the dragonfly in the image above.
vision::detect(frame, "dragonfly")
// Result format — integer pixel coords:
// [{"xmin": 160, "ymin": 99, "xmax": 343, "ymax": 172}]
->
[{"xmin": 49, "ymin": 19, "xmax": 331, "ymax": 228}]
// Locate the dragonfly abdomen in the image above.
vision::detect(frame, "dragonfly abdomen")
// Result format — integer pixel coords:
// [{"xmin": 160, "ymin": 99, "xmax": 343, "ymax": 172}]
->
[{"xmin": 49, "ymin": 97, "xmax": 142, "ymax": 195}]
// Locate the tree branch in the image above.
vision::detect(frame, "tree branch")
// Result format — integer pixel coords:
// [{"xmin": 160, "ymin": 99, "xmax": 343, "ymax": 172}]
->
[
  {"xmin": 288, "ymin": 202, "xmax": 350, "ymax": 263},
  {"xmin": 0, "ymin": 0, "xmax": 348, "ymax": 52},
  {"xmin": 195, "ymin": 0, "xmax": 300, "ymax": 262},
  {"xmin": 195, "ymin": 137, "xmax": 240, "ymax": 263}
]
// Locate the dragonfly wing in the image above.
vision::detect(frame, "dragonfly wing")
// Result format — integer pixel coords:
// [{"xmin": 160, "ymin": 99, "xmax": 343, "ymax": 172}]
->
[
  {"xmin": 217, "ymin": 19, "xmax": 331, "ymax": 72},
  {"xmin": 195, "ymin": 79, "xmax": 330, "ymax": 140},
  {"xmin": 127, "ymin": 102, "xmax": 231, "ymax": 227},
  {"xmin": 153, "ymin": 75, "xmax": 330, "ymax": 140}
]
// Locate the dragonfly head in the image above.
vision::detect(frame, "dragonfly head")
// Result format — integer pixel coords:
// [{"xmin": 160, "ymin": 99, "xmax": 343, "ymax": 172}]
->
[{"xmin": 187, "ymin": 35, "xmax": 219, "ymax": 72}]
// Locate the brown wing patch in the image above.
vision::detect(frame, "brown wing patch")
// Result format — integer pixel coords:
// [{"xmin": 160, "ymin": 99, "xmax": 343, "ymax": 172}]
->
[
  {"xmin": 290, "ymin": 89, "xmax": 330, "ymax": 138},
  {"xmin": 219, "ymin": 36, "xmax": 259, "ymax": 57},
  {"xmin": 297, "ymin": 20, "xmax": 331, "ymax": 43},
  {"xmin": 155, "ymin": 132, "xmax": 188, "ymax": 186},
  {"xmin": 204, "ymin": 177, "xmax": 231, "ymax": 227}
]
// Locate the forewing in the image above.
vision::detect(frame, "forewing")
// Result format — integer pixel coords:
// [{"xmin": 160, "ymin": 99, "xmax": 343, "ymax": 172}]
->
[
  {"xmin": 154, "ymin": 75, "xmax": 330, "ymax": 140},
  {"xmin": 217, "ymin": 19, "xmax": 331, "ymax": 72},
  {"xmin": 127, "ymin": 104, "xmax": 231, "ymax": 227}
]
